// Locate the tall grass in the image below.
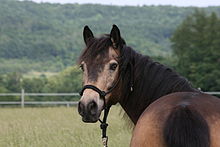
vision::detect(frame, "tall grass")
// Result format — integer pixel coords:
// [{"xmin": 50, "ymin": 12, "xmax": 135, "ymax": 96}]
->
[{"xmin": 0, "ymin": 106, "xmax": 132, "ymax": 147}]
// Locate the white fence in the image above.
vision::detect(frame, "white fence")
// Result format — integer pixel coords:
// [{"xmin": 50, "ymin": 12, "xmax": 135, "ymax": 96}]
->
[
  {"xmin": 0, "ymin": 89, "xmax": 219, "ymax": 107},
  {"xmin": 0, "ymin": 89, "xmax": 79, "ymax": 107},
  {"xmin": 205, "ymin": 92, "xmax": 220, "ymax": 95}
]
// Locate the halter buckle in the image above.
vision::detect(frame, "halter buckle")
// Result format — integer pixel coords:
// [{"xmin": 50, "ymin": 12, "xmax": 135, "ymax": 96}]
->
[{"xmin": 100, "ymin": 91, "xmax": 106, "ymax": 97}]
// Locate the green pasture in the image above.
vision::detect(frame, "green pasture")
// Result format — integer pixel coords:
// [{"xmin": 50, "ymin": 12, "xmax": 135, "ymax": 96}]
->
[{"xmin": 0, "ymin": 106, "xmax": 132, "ymax": 147}]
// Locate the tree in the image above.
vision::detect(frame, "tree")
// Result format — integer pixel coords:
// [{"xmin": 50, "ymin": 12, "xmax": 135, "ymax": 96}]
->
[
  {"xmin": 0, "ymin": 73, "xmax": 22, "ymax": 101},
  {"xmin": 171, "ymin": 10, "xmax": 220, "ymax": 91},
  {"xmin": 4, "ymin": 72, "xmax": 22, "ymax": 92},
  {"xmin": 42, "ymin": 66, "xmax": 82, "ymax": 101}
]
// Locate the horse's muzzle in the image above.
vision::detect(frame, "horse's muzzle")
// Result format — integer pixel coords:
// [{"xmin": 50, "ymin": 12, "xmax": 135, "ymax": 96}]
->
[{"xmin": 78, "ymin": 100, "xmax": 100, "ymax": 123}]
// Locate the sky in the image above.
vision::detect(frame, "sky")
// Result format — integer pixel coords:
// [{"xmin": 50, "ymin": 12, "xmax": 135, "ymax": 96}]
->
[{"xmin": 27, "ymin": 0, "xmax": 220, "ymax": 7}]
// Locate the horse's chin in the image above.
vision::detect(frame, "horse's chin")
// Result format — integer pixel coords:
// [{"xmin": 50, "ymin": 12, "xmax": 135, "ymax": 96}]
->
[
  {"xmin": 81, "ymin": 110, "xmax": 102, "ymax": 123},
  {"xmin": 82, "ymin": 118, "xmax": 99, "ymax": 123},
  {"xmin": 82, "ymin": 116, "xmax": 99, "ymax": 123}
]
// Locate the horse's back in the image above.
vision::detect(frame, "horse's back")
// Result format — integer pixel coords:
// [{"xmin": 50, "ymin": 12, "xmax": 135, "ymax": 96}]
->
[{"xmin": 130, "ymin": 92, "xmax": 220, "ymax": 147}]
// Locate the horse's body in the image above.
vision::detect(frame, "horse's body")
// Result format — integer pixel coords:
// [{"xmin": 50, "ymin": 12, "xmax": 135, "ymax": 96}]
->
[{"xmin": 78, "ymin": 25, "xmax": 220, "ymax": 147}]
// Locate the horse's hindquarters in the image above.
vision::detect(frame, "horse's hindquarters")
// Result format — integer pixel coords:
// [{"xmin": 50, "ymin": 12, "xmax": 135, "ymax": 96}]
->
[
  {"xmin": 207, "ymin": 113, "xmax": 220, "ymax": 147},
  {"xmin": 130, "ymin": 107, "xmax": 168, "ymax": 147},
  {"xmin": 130, "ymin": 94, "xmax": 173, "ymax": 147},
  {"xmin": 130, "ymin": 92, "xmax": 220, "ymax": 147}
]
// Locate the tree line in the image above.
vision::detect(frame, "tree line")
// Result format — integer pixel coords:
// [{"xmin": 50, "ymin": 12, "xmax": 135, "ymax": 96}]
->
[
  {"xmin": 0, "ymin": 66, "xmax": 82, "ymax": 101},
  {"xmin": 1, "ymin": 0, "xmax": 220, "ymax": 73}
]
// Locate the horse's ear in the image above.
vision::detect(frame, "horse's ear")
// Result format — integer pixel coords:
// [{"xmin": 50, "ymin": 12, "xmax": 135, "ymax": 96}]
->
[
  {"xmin": 110, "ymin": 24, "xmax": 121, "ymax": 49},
  {"xmin": 83, "ymin": 25, "xmax": 94, "ymax": 45}
]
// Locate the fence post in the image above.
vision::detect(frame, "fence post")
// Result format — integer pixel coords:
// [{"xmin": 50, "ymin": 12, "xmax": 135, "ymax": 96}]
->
[
  {"xmin": 21, "ymin": 89, "xmax": 25, "ymax": 108},
  {"xmin": 66, "ymin": 102, "xmax": 69, "ymax": 108}
]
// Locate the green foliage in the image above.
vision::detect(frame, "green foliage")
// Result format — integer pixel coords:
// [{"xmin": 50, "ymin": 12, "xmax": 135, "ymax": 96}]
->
[
  {"xmin": 171, "ymin": 10, "xmax": 220, "ymax": 91},
  {"xmin": 0, "ymin": 66, "xmax": 81, "ymax": 101},
  {"xmin": 1, "ymin": 1, "xmax": 220, "ymax": 73},
  {"xmin": 3, "ymin": 72, "xmax": 23, "ymax": 92},
  {"xmin": 0, "ymin": 73, "xmax": 22, "ymax": 101},
  {"xmin": 42, "ymin": 66, "xmax": 82, "ymax": 101}
]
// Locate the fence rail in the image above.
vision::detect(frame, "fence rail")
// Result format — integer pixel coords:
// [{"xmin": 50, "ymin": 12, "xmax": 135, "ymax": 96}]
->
[
  {"xmin": 0, "ymin": 93, "xmax": 79, "ymax": 96},
  {"xmin": 0, "ymin": 101, "xmax": 78, "ymax": 107},
  {"xmin": 0, "ymin": 89, "xmax": 219, "ymax": 107},
  {"xmin": 205, "ymin": 92, "xmax": 220, "ymax": 95},
  {"xmin": 0, "ymin": 89, "xmax": 79, "ymax": 107}
]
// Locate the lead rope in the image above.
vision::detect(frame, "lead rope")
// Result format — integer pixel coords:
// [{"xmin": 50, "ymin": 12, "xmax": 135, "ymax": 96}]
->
[
  {"xmin": 99, "ymin": 106, "xmax": 110, "ymax": 147},
  {"xmin": 98, "ymin": 88, "xmax": 111, "ymax": 147}
]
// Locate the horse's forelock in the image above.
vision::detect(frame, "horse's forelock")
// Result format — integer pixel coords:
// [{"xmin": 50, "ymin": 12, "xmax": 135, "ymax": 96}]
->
[{"xmin": 78, "ymin": 35, "xmax": 112, "ymax": 64}]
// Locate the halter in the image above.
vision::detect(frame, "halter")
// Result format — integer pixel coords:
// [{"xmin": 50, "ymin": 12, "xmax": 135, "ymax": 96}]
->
[
  {"xmin": 79, "ymin": 49, "xmax": 134, "ymax": 147},
  {"xmin": 79, "ymin": 75, "xmax": 133, "ymax": 146}
]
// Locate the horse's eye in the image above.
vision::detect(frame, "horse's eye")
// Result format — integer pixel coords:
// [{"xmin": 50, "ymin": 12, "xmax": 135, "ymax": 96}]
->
[
  {"xmin": 80, "ymin": 64, "xmax": 84, "ymax": 71},
  {"xmin": 110, "ymin": 63, "xmax": 118, "ymax": 71}
]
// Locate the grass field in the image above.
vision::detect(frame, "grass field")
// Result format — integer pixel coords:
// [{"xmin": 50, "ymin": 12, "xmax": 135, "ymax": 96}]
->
[{"xmin": 0, "ymin": 106, "xmax": 132, "ymax": 147}]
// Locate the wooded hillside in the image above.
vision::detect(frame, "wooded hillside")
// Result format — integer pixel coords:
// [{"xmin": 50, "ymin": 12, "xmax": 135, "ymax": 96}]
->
[{"xmin": 1, "ymin": 0, "xmax": 220, "ymax": 73}]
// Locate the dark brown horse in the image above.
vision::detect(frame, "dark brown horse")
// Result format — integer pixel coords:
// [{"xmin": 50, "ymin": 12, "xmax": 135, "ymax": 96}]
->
[{"xmin": 78, "ymin": 25, "xmax": 220, "ymax": 147}]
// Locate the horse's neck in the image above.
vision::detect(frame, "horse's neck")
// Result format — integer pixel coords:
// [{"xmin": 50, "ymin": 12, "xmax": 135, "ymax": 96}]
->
[{"xmin": 119, "ymin": 51, "xmax": 196, "ymax": 124}]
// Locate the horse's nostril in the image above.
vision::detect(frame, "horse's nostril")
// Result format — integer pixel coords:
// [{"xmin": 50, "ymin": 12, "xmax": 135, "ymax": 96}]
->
[
  {"xmin": 87, "ymin": 101, "xmax": 98, "ymax": 115},
  {"xmin": 78, "ymin": 101, "xmax": 84, "ymax": 115}
]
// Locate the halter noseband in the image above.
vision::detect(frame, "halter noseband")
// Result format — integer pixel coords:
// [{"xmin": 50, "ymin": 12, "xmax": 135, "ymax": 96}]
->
[{"xmin": 80, "ymin": 85, "xmax": 107, "ymax": 99}]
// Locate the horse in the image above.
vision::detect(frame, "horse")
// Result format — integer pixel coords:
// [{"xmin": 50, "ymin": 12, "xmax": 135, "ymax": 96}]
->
[{"xmin": 77, "ymin": 24, "xmax": 220, "ymax": 147}]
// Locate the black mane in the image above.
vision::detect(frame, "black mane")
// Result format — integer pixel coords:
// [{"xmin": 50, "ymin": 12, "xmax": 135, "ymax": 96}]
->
[{"xmin": 119, "ymin": 46, "xmax": 197, "ymax": 123}]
